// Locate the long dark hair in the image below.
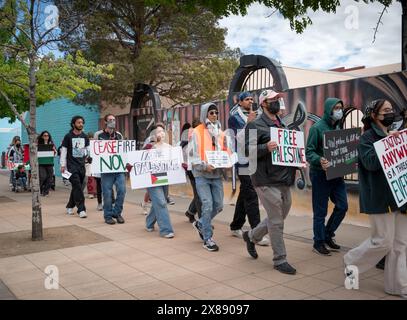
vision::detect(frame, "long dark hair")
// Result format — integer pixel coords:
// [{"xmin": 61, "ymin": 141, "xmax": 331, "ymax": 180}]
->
[
  {"xmin": 362, "ymin": 99, "xmax": 387, "ymax": 131},
  {"xmin": 37, "ymin": 131, "xmax": 54, "ymax": 145}
]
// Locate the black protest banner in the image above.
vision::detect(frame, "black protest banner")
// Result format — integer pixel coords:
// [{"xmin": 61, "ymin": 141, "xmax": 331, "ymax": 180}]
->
[{"xmin": 323, "ymin": 128, "xmax": 361, "ymax": 180}]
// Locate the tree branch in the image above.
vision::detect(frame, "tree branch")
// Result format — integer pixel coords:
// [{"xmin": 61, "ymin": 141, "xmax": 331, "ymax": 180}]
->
[
  {"xmin": 0, "ymin": 89, "xmax": 30, "ymax": 130},
  {"xmin": 0, "ymin": 74, "xmax": 29, "ymax": 91},
  {"xmin": 372, "ymin": 6, "xmax": 388, "ymax": 43}
]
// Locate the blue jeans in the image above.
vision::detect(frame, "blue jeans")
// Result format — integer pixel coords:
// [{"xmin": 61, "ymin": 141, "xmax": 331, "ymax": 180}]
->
[
  {"xmin": 195, "ymin": 177, "xmax": 224, "ymax": 241},
  {"xmin": 146, "ymin": 186, "xmax": 174, "ymax": 236},
  {"xmin": 101, "ymin": 173, "xmax": 126, "ymax": 220},
  {"xmin": 310, "ymin": 169, "xmax": 348, "ymax": 246},
  {"xmin": 17, "ymin": 177, "xmax": 27, "ymax": 188}
]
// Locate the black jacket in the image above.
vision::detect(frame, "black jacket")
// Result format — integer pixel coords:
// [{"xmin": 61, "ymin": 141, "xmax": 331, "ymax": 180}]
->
[
  {"xmin": 358, "ymin": 123, "xmax": 405, "ymax": 214},
  {"xmin": 245, "ymin": 112, "xmax": 296, "ymax": 187}
]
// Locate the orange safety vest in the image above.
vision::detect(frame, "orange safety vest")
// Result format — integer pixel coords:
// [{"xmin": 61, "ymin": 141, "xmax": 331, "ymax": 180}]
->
[{"xmin": 194, "ymin": 123, "xmax": 231, "ymax": 161}]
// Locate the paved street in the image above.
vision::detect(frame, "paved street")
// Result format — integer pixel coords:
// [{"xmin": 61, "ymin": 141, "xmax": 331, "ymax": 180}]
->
[{"xmin": 0, "ymin": 171, "xmax": 402, "ymax": 300}]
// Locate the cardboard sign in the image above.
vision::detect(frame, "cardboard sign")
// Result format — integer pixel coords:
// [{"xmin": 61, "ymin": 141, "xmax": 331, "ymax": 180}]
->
[
  {"xmin": 128, "ymin": 146, "xmax": 186, "ymax": 189},
  {"xmin": 90, "ymin": 140, "xmax": 137, "ymax": 174},
  {"xmin": 323, "ymin": 128, "xmax": 361, "ymax": 180},
  {"xmin": 374, "ymin": 129, "xmax": 407, "ymax": 207},
  {"xmin": 270, "ymin": 127, "xmax": 306, "ymax": 167},
  {"xmin": 205, "ymin": 151, "xmax": 236, "ymax": 168}
]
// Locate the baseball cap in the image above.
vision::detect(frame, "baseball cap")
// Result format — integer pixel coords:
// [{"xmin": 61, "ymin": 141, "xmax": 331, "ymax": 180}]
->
[{"xmin": 259, "ymin": 89, "xmax": 282, "ymax": 105}]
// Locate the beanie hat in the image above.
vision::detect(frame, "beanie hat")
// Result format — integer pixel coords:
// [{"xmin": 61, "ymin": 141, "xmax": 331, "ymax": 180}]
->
[{"xmin": 239, "ymin": 92, "xmax": 252, "ymax": 101}]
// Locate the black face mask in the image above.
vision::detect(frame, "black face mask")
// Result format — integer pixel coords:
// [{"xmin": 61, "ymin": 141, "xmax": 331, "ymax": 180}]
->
[
  {"xmin": 380, "ymin": 113, "xmax": 395, "ymax": 127},
  {"xmin": 16, "ymin": 143, "xmax": 21, "ymax": 148},
  {"xmin": 266, "ymin": 101, "xmax": 280, "ymax": 114}
]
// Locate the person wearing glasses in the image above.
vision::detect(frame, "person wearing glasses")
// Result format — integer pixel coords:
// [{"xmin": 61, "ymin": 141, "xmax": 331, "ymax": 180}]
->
[
  {"xmin": 97, "ymin": 114, "xmax": 126, "ymax": 225},
  {"xmin": 190, "ymin": 103, "xmax": 232, "ymax": 251},
  {"xmin": 37, "ymin": 131, "xmax": 57, "ymax": 197},
  {"xmin": 344, "ymin": 99, "xmax": 407, "ymax": 299}
]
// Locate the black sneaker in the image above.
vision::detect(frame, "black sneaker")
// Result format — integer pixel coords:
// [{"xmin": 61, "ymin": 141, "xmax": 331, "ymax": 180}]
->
[
  {"xmin": 325, "ymin": 238, "xmax": 341, "ymax": 251},
  {"xmin": 105, "ymin": 218, "xmax": 116, "ymax": 225},
  {"xmin": 185, "ymin": 211, "xmax": 196, "ymax": 223},
  {"xmin": 376, "ymin": 257, "xmax": 385, "ymax": 270},
  {"xmin": 192, "ymin": 221, "xmax": 204, "ymax": 241},
  {"xmin": 242, "ymin": 231, "xmax": 258, "ymax": 259},
  {"xmin": 203, "ymin": 238, "xmax": 219, "ymax": 251},
  {"xmin": 115, "ymin": 216, "xmax": 125, "ymax": 224},
  {"xmin": 274, "ymin": 262, "xmax": 297, "ymax": 275},
  {"xmin": 313, "ymin": 244, "xmax": 332, "ymax": 256}
]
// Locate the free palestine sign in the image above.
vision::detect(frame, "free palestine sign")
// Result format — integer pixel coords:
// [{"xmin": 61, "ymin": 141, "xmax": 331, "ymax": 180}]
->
[
  {"xmin": 270, "ymin": 127, "xmax": 306, "ymax": 168},
  {"xmin": 127, "ymin": 146, "xmax": 186, "ymax": 189}
]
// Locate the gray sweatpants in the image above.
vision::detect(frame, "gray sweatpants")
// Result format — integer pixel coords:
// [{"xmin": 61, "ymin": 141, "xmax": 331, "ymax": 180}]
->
[
  {"xmin": 249, "ymin": 185, "xmax": 291, "ymax": 266},
  {"xmin": 344, "ymin": 211, "xmax": 407, "ymax": 296}
]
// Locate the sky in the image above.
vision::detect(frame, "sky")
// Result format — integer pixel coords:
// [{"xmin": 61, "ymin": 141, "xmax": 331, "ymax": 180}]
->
[{"xmin": 219, "ymin": 0, "xmax": 402, "ymax": 70}]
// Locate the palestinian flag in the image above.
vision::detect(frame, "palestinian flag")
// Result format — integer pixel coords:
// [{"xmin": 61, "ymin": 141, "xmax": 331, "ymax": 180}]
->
[
  {"xmin": 38, "ymin": 144, "xmax": 55, "ymax": 165},
  {"xmin": 151, "ymin": 172, "xmax": 168, "ymax": 185}
]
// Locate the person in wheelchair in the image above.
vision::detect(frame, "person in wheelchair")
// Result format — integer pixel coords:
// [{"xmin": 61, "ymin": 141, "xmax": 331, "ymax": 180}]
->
[{"xmin": 14, "ymin": 164, "xmax": 28, "ymax": 192}]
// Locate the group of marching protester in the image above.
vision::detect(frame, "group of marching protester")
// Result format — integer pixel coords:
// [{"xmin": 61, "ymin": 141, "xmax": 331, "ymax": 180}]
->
[{"xmin": 8, "ymin": 88, "xmax": 404, "ymax": 298}]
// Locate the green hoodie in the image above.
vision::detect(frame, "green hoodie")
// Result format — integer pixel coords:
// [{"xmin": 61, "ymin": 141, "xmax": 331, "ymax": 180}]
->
[{"xmin": 306, "ymin": 98, "xmax": 344, "ymax": 171}]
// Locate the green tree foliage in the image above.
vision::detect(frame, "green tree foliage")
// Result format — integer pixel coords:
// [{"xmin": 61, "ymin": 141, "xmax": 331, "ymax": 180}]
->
[{"xmin": 0, "ymin": 0, "xmax": 112, "ymax": 240}]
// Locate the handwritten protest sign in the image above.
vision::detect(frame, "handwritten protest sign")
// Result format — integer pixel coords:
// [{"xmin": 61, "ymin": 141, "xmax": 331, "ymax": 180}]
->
[
  {"xmin": 270, "ymin": 127, "xmax": 306, "ymax": 167},
  {"xmin": 323, "ymin": 128, "xmax": 361, "ymax": 180},
  {"xmin": 90, "ymin": 140, "xmax": 137, "ymax": 174},
  {"xmin": 128, "ymin": 146, "xmax": 186, "ymax": 189},
  {"xmin": 205, "ymin": 151, "xmax": 237, "ymax": 168},
  {"xmin": 374, "ymin": 129, "xmax": 407, "ymax": 207}
]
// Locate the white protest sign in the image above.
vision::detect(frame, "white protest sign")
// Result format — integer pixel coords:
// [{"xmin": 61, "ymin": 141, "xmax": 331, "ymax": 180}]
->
[
  {"xmin": 90, "ymin": 140, "xmax": 137, "ymax": 174},
  {"xmin": 270, "ymin": 127, "xmax": 306, "ymax": 167},
  {"xmin": 205, "ymin": 151, "xmax": 236, "ymax": 168},
  {"xmin": 374, "ymin": 129, "xmax": 407, "ymax": 207},
  {"xmin": 128, "ymin": 146, "xmax": 186, "ymax": 189}
]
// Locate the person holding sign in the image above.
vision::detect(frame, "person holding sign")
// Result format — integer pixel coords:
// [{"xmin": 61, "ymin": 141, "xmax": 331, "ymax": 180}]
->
[
  {"xmin": 98, "ymin": 114, "xmax": 126, "ymax": 225},
  {"xmin": 306, "ymin": 98, "xmax": 348, "ymax": 256},
  {"xmin": 344, "ymin": 100, "xmax": 407, "ymax": 299},
  {"xmin": 144, "ymin": 123, "xmax": 175, "ymax": 238},
  {"xmin": 190, "ymin": 103, "xmax": 232, "ymax": 251},
  {"xmin": 60, "ymin": 116, "xmax": 91, "ymax": 218},
  {"xmin": 37, "ymin": 131, "xmax": 56, "ymax": 197},
  {"xmin": 228, "ymin": 92, "xmax": 270, "ymax": 245},
  {"xmin": 242, "ymin": 89, "xmax": 297, "ymax": 275}
]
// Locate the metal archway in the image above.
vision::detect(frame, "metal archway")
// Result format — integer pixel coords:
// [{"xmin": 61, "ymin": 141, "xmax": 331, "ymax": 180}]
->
[
  {"xmin": 130, "ymin": 83, "xmax": 161, "ymax": 149},
  {"xmin": 227, "ymin": 54, "xmax": 289, "ymax": 107}
]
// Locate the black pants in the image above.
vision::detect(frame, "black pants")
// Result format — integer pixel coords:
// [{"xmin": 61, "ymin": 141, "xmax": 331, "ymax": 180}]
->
[
  {"xmin": 66, "ymin": 168, "xmax": 86, "ymax": 212},
  {"xmin": 95, "ymin": 177, "xmax": 102, "ymax": 204},
  {"xmin": 186, "ymin": 170, "xmax": 202, "ymax": 218},
  {"xmin": 230, "ymin": 174, "xmax": 260, "ymax": 230},
  {"xmin": 39, "ymin": 165, "xmax": 54, "ymax": 195}
]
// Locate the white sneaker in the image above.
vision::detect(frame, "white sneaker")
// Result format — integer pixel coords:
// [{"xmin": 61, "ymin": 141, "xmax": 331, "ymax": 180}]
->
[
  {"xmin": 141, "ymin": 201, "xmax": 150, "ymax": 215},
  {"xmin": 257, "ymin": 235, "xmax": 270, "ymax": 246},
  {"xmin": 163, "ymin": 232, "xmax": 174, "ymax": 238},
  {"xmin": 145, "ymin": 226, "xmax": 154, "ymax": 232},
  {"xmin": 66, "ymin": 208, "xmax": 74, "ymax": 215},
  {"xmin": 97, "ymin": 203, "xmax": 103, "ymax": 211},
  {"xmin": 79, "ymin": 211, "xmax": 87, "ymax": 218},
  {"xmin": 231, "ymin": 229, "xmax": 243, "ymax": 238}
]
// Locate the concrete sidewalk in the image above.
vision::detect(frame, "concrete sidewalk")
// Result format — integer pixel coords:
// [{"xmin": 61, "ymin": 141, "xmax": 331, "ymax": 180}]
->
[{"xmin": 0, "ymin": 171, "xmax": 402, "ymax": 300}]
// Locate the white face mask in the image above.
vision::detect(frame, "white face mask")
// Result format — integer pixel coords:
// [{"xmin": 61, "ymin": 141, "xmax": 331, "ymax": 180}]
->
[{"xmin": 332, "ymin": 109, "xmax": 343, "ymax": 121}]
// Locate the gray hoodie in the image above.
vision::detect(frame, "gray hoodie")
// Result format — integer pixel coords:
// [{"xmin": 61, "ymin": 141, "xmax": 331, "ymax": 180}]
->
[{"xmin": 189, "ymin": 102, "xmax": 226, "ymax": 179}]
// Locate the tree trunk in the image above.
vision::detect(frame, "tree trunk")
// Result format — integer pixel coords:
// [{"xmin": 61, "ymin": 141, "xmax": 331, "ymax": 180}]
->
[
  {"xmin": 402, "ymin": 0, "xmax": 407, "ymax": 71},
  {"xmin": 28, "ymin": 53, "xmax": 43, "ymax": 241}
]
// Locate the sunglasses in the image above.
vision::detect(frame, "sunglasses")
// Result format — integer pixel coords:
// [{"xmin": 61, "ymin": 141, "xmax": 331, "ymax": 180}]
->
[{"xmin": 208, "ymin": 111, "xmax": 219, "ymax": 116}]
